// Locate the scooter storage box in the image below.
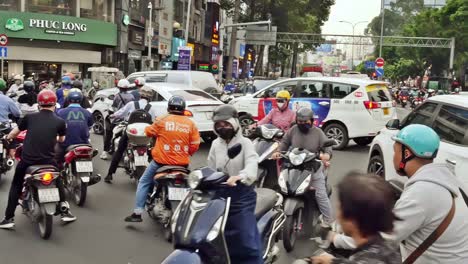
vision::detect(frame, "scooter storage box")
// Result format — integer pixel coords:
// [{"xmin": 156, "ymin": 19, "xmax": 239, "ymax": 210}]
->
[{"xmin": 126, "ymin": 123, "xmax": 151, "ymax": 145}]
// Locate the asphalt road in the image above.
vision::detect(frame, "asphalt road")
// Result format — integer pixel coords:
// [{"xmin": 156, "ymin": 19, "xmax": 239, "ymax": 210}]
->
[{"xmin": 0, "ymin": 108, "xmax": 409, "ymax": 264}]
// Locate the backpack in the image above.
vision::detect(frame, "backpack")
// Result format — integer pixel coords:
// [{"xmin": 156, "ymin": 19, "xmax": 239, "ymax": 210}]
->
[{"xmin": 127, "ymin": 101, "xmax": 153, "ymax": 124}]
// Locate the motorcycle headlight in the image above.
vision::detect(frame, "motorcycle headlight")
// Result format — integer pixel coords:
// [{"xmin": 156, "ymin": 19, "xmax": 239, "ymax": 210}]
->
[
  {"xmin": 278, "ymin": 171, "xmax": 288, "ymax": 193},
  {"xmin": 296, "ymin": 175, "xmax": 311, "ymax": 195},
  {"xmin": 260, "ymin": 126, "xmax": 276, "ymax": 140},
  {"xmin": 188, "ymin": 170, "xmax": 203, "ymax": 189},
  {"xmin": 289, "ymin": 152, "xmax": 306, "ymax": 166},
  {"xmin": 207, "ymin": 216, "xmax": 223, "ymax": 242}
]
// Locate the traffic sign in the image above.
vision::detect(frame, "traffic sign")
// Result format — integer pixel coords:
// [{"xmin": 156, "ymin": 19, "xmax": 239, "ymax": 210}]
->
[
  {"xmin": 375, "ymin": 57, "xmax": 385, "ymax": 67},
  {"xmin": 365, "ymin": 61, "xmax": 376, "ymax": 69},
  {"xmin": 0, "ymin": 34, "xmax": 8, "ymax": 46},
  {"xmin": 0, "ymin": 47, "xmax": 7, "ymax": 58},
  {"xmin": 376, "ymin": 67, "xmax": 384, "ymax": 77}
]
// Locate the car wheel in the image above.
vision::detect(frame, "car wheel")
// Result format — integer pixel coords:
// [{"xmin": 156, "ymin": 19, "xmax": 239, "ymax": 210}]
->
[
  {"xmin": 354, "ymin": 137, "xmax": 374, "ymax": 146},
  {"xmin": 368, "ymin": 154, "xmax": 385, "ymax": 178},
  {"xmin": 324, "ymin": 123, "xmax": 349, "ymax": 150},
  {"xmin": 92, "ymin": 112, "xmax": 105, "ymax": 135},
  {"xmin": 239, "ymin": 115, "xmax": 255, "ymax": 138}
]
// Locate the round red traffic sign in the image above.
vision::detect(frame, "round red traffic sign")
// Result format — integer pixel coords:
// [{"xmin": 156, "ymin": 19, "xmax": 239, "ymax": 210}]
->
[
  {"xmin": 375, "ymin": 57, "xmax": 385, "ymax": 67},
  {"xmin": 0, "ymin": 34, "xmax": 8, "ymax": 46}
]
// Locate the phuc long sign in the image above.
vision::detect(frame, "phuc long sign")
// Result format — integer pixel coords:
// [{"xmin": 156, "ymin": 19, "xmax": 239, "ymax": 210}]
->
[{"xmin": 29, "ymin": 19, "xmax": 87, "ymax": 35}]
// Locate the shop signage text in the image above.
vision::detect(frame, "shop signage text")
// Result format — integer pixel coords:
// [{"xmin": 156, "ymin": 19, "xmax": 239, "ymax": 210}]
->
[{"xmin": 29, "ymin": 19, "xmax": 87, "ymax": 35}]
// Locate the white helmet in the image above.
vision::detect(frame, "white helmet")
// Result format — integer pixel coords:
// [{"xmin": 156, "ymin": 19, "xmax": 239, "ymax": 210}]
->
[
  {"xmin": 117, "ymin": 79, "xmax": 131, "ymax": 89},
  {"xmin": 135, "ymin": 77, "xmax": 146, "ymax": 87},
  {"xmin": 93, "ymin": 81, "xmax": 99, "ymax": 87},
  {"xmin": 13, "ymin": 75, "xmax": 22, "ymax": 81}
]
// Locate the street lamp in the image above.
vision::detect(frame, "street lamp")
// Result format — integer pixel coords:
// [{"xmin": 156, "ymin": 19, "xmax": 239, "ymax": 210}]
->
[
  {"xmin": 147, "ymin": 1, "xmax": 154, "ymax": 70},
  {"xmin": 339, "ymin": 20, "xmax": 368, "ymax": 70}
]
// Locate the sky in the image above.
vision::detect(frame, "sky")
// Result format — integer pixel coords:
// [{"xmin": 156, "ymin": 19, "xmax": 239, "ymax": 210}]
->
[{"xmin": 321, "ymin": 0, "xmax": 382, "ymax": 36}]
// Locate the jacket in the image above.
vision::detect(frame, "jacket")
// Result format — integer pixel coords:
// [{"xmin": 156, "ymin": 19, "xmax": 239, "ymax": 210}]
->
[
  {"xmin": 112, "ymin": 91, "xmax": 135, "ymax": 111},
  {"xmin": 56, "ymin": 86, "xmax": 71, "ymax": 107},
  {"xmin": 145, "ymin": 114, "xmax": 200, "ymax": 166},
  {"xmin": 0, "ymin": 94, "xmax": 21, "ymax": 122},
  {"xmin": 279, "ymin": 125, "xmax": 333, "ymax": 156},
  {"xmin": 257, "ymin": 107, "xmax": 296, "ymax": 132},
  {"xmin": 332, "ymin": 236, "xmax": 401, "ymax": 264},
  {"xmin": 57, "ymin": 104, "xmax": 93, "ymax": 147},
  {"xmin": 207, "ymin": 118, "xmax": 259, "ymax": 185},
  {"xmin": 113, "ymin": 99, "xmax": 158, "ymax": 121}
]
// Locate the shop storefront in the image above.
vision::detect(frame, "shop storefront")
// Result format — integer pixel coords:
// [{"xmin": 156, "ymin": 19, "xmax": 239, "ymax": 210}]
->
[{"xmin": 0, "ymin": 10, "xmax": 117, "ymax": 81}]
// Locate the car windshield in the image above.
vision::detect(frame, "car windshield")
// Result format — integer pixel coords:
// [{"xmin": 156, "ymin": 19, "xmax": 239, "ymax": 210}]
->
[{"xmin": 169, "ymin": 90, "xmax": 215, "ymax": 101}]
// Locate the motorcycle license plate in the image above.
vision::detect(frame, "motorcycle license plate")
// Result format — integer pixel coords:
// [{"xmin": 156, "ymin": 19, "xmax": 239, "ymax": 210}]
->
[
  {"xmin": 383, "ymin": 108, "xmax": 389, "ymax": 115},
  {"xmin": 81, "ymin": 176, "xmax": 90, "ymax": 183},
  {"xmin": 0, "ymin": 143, "xmax": 3, "ymax": 153},
  {"xmin": 134, "ymin": 154, "xmax": 148, "ymax": 166},
  {"xmin": 76, "ymin": 161, "xmax": 93, "ymax": 173},
  {"xmin": 38, "ymin": 188, "xmax": 60, "ymax": 203},
  {"xmin": 168, "ymin": 187, "xmax": 190, "ymax": 201}
]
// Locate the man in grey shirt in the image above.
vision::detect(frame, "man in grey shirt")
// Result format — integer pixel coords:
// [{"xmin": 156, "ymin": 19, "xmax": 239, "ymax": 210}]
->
[{"xmin": 272, "ymin": 107, "xmax": 334, "ymax": 226}]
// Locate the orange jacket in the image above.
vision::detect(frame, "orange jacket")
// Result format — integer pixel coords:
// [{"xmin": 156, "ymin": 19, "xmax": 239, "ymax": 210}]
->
[{"xmin": 145, "ymin": 114, "xmax": 201, "ymax": 165}]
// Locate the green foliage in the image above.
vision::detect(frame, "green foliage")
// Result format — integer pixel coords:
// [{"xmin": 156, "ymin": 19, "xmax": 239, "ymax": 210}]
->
[{"xmin": 384, "ymin": 58, "xmax": 422, "ymax": 82}]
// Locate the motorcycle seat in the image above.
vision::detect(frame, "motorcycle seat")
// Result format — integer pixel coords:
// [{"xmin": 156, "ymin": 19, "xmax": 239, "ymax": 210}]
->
[
  {"xmin": 255, "ymin": 188, "xmax": 278, "ymax": 219},
  {"xmin": 156, "ymin": 165, "xmax": 189, "ymax": 174},
  {"xmin": 26, "ymin": 165, "xmax": 58, "ymax": 175},
  {"xmin": 66, "ymin": 144, "xmax": 93, "ymax": 152}
]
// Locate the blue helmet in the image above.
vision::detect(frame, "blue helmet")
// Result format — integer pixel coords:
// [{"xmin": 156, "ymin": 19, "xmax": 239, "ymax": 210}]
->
[
  {"xmin": 392, "ymin": 124, "xmax": 440, "ymax": 159},
  {"xmin": 61, "ymin": 76, "xmax": 72, "ymax": 85},
  {"xmin": 67, "ymin": 88, "xmax": 83, "ymax": 104}
]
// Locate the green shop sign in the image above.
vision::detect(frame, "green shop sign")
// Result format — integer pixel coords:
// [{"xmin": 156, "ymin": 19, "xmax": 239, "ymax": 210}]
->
[{"xmin": 0, "ymin": 11, "xmax": 117, "ymax": 46}]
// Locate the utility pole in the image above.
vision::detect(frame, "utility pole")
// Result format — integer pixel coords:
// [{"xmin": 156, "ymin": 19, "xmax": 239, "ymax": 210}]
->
[
  {"xmin": 379, "ymin": 0, "xmax": 385, "ymax": 58},
  {"xmin": 184, "ymin": 0, "xmax": 192, "ymax": 43},
  {"xmin": 339, "ymin": 20, "xmax": 368, "ymax": 71},
  {"xmin": 147, "ymin": 1, "xmax": 154, "ymax": 70},
  {"xmin": 226, "ymin": 0, "xmax": 241, "ymax": 81}
]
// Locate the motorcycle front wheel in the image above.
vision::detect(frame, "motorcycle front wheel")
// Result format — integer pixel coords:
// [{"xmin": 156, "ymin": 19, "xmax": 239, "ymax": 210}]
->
[{"xmin": 282, "ymin": 205, "xmax": 303, "ymax": 252}]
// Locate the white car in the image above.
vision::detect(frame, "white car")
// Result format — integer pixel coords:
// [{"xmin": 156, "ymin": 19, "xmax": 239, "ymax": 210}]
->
[
  {"xmin": 229, "ymin": 77, "xmax": 396, "ymax": 149},
  {"xmin": 90, "ymin": 83, "xmax": 223, "ymax": 142},
  {"xmin": 368, "ymin": 94, "xmax": 468, "ymax": 187}
]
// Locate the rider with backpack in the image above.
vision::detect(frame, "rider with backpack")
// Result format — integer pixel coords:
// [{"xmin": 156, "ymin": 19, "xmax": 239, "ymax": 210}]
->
[{"xmin": 104, "ymin": 86, "xmax": 158, "ymax": 183}]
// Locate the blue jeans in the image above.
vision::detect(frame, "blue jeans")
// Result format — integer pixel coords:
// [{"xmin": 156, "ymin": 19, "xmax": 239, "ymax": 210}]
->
[{"xmin": 134, "ymin": 160, "xmax": 160, "ymax": 214}]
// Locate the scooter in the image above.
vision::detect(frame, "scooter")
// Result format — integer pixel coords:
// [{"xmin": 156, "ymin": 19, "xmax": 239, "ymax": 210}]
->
[
  {"xmin": 252, "ymin": 124, "xmax": 284, "ymax": 188},
  {"xmin": 400, "ymin": 95, "xmax": 408, "ymax": 108},
  {"xmin": 0, "ymin": 122, "xmax": 15, "ymax": 182},
  {"xmin": 162, "ymin": 144, "xmax": 286, "ymax": 264},
  {"xmin": 278, "ymin": 139, "xmax": 336, "ymax": 252}
]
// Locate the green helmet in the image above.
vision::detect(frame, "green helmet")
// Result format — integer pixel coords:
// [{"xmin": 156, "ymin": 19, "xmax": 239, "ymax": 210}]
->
[
  {"xmin": 392, "ymin": 124, "xmax": 440, "ymax": 159},
  {"xmin": 0, "ymin": 79, "xmax": 6, "ymax": 91}
]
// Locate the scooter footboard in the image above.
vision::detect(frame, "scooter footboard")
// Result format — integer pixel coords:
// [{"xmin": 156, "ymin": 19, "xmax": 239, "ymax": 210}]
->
[{"xmin": 161, "ymin": 249, "xmax": 203, "ymax": 264}]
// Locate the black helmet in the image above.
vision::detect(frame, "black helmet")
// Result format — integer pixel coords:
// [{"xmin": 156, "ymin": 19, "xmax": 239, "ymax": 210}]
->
[
  {"xmin": 72, "ymin": 80, "xmax": 83, "ymax": 90},
  {"xmin": 213, "ymin": 105, "xmax": 238, "ymax": 122},
  {"xmin": 168, "ymin": 95, "xmax": 186, "ymax": 114},
  {"xmin": 23, "ymin": 81, "xmax": 35, "ymax": 93},
  {"xmin": 296, "ymin": 107, "xmax": 314, "ymax": 122}
]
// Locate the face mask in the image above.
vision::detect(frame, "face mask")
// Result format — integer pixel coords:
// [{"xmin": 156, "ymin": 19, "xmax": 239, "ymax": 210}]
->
[
  {"xmin": 297, "ymin": 123, "xmax": 312, "ymax": 133},
  {"xmin": 216, "ymin": 127, "xmax": 236, "ymax": 140},
  {"xmin": 277, "ymin": 102, "xmax": 285, "ymax": 109}
]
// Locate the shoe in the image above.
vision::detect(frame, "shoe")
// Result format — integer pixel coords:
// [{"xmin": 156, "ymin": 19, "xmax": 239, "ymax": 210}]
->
[
  {"xmin": 100, "ymin": 151, "xmax": 109, "ymax": 160},
  {"xmin": 89, "ymin": 174, "xmax": 102, "ymax": 185},
  {"xmin": 124, "ymin": 213, "xmax": 142, "ymax": 223},
  {"xmin": 0, "ymin": 218, "xmax": 15, "ymax": 229},
  {"xmin": 104, "ymin": 174, "xmax": 113, "ymax": 184},
  {"xmin": 61, "ymin": 211, "xmax": 77, "ymax": 222}
]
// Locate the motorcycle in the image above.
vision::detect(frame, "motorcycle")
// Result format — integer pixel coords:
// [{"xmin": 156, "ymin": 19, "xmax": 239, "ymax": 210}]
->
[
  {"xmin": 220, "ymin": 90, "xmax": 235, "ymax": 104},
  {"xmin": 410, "ymin": 96, "xmax": 423, "ymax": 110},
  {"xmin": 400, "ymin": 95, "xmax": 408, "ymax": 108},
  {"xmin": 146, "ymin": 165, "xmax": 190, "ymax": 242},
  {"xmin": 63, "ymin": 144, "xmax": 99, "ymax": 206},
  {"xmin": 278, "ymin": 139, "xmax": 336, "ymax": 252},
  {"xmin": 0, "ymin": 122, "xmax": 15, "ymax": 182},
  {"xmin": 162, "ymin": 144, "xmax": 286, "ymax": 264},
  {"xmin": 252, "ymin": 124, "xmax": 284, "ymax": 188}
]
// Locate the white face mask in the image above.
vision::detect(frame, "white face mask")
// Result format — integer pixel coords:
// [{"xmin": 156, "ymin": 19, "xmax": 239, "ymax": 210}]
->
[{"xmin": 277, "ymin": 102, "xmax": 285, "ymax": 109}]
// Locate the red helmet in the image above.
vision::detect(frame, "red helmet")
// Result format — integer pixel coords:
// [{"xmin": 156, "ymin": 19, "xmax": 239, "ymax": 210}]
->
[{"xmin": 37, "ymin": 90, "xmax": 57, "ymax": 107}]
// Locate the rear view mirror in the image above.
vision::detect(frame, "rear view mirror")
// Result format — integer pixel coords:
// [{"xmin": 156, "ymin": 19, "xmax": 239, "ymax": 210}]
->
[
  {"xmin": 322, "ymin": 139, "xmax": 337, "ymax": 148},
  {"xmin": 386, "ymin": 119, "xmax": 400, "ymax": 130},
  {"xmin": 227, "ymin": 143, "xmax": 242, "ymax": 159}
]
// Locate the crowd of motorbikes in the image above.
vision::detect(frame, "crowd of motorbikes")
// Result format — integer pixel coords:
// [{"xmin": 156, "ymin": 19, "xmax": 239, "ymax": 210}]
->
[{"xmin": 391, "ymin": 86, "xmax": 461, "ymax": 110}]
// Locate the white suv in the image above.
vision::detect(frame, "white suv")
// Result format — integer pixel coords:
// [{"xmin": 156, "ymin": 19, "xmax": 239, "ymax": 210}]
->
[{"xmin": 368, "ymin": 94, "xmax": 468, "ymax": 187}]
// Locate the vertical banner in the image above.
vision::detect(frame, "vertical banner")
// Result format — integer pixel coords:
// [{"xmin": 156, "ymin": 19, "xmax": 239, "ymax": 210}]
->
[
  {"xmin": 232, "ymin": 59, "xmax": 239, "ymax": 79},
  {"xmin": 177, "ymin": 46, "xmax": 192, "ymax": 71}
]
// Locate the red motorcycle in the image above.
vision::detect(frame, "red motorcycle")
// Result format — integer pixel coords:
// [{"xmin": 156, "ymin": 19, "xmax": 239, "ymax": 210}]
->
[{"xmin": 399, "ymin": 95, "xmax": 409, "ymax": 108}]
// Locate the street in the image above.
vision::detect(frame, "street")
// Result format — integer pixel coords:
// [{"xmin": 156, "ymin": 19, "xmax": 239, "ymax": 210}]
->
[{"xmin": 0, "ymin": 109, "xmax": 409, "ymax": 264}]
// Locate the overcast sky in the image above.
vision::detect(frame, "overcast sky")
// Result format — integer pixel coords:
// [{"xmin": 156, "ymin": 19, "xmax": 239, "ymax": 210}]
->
[{"xmin": 322, "ymin": 0, "xmax": 382, "ymax": 35}]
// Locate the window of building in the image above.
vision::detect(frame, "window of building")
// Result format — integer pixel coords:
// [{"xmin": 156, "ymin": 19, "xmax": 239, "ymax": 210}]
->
[
  {"xmin": 24, "ymin": 62, "xmax": 61, "ymax": 83},
  {"xmin": 0, "ymin": 0, "xmax": 20, "ymax": 11},
  {"xmin": 80, "ymin": 0, "xmax": 112, "ymax": 22},
  {"xmin": 26, "ymin": 0, "xmax": 77, "ymax": 16},
  {"xmin": 433, "ymin": 105, "xmax": 468, "ymax": 146},
  {"xmin": 163, "ymin": 12, "xmax": 168, "ymax": 20}
]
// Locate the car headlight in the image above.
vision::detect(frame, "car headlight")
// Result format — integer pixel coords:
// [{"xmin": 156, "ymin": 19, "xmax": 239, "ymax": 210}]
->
[
  {"xmin": 296, "ymin": 175, "xmax": 311, "ymax": 195},
  {"xmin": 261, "ymin": 126, "xmax": 276, "ymax": 140},
  {"xmin": 188, "ymin": 170, "xmax": 203, "ymax": 189},
  {"xmin": 278, "ymin": 171, "xmax": 288, "ymax": 193},
  {"xmin": 207, "ymin": 216, "xmax": 223, "ymax": 241},
  {"xmin": 289, "ymin": 152, "xmax": 306, "ymax": 166}
]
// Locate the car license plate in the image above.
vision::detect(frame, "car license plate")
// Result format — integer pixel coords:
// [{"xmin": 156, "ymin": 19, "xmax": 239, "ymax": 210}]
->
[
  {"xmin": 383, "ymin": 108, "xmax": 389, "ymax": 115},
  {"xmin": 76, "ymin": 161, "xmax": 93, "ymax": 173},
  {"xmin": 168, "ymin": 187, "xmax": 190, "ymax": 201},
  {"xmin": 134, "ymin": 154, "xmax": 148, "ymax": 166},
  {"xmin": 38, "ymin": 188, "xmax": 60, "ymax": 203}
]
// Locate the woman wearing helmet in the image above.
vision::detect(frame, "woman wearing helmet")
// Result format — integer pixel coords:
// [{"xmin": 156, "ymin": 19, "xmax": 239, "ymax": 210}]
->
[
  {"xmin": 6, "ymin": 75, "xmax": 22, "ymax": 96},
  {"xmin": 17, "ymin": 81, "xmax": 39, "ymax": 117},
  {"xmin": 207, "ymin": 104, "xmax": 262, "ymax": 263},
  {"xmin": 63, "ymin": 86, "xmax": 91, "ymax": 109},
  {"xmin": 253, "ymin": 90, "xmax": 296, "ymax": 132}
]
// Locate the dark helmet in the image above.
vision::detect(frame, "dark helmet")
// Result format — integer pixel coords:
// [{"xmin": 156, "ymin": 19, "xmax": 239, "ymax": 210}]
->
[
  {"xmin": 72, "ymin": 80, "xmax": 83, "ymax": 90},
  {"xmin": 213, "ymin": 104, "xmax": 238, "ymax": 122},
  {"xmin": 23, "ymin": 81, "xmax": 35, "ymax": 93},
  {"xmin": 167, "ymin": 95, "xmax": 186, "ymax": 114},
  {"xmin": 296, "ymin": 107, "xmax": 314, "ymax": 122},
  {"xmin": 67, "ymin": 88, "xmax": 83, "ymax": 104}
]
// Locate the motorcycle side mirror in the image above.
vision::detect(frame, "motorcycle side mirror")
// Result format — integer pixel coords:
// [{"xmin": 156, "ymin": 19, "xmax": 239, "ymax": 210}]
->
[
  {"xmin": 322, "ymin": 139, "xmax": 337, "ymax": 148},
  {"xmin": 227, "ymin": 143, "xmax": 242, "ymax": 159},
  {"xmin": 386, "ymin": 119, "xmax": 400, "ymax": 130}
]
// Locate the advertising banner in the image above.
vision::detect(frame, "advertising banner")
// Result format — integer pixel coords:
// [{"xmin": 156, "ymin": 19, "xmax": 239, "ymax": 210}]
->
[{"xmin": 177, "ymin": 46, "xmax": 191, "ymax": 71}]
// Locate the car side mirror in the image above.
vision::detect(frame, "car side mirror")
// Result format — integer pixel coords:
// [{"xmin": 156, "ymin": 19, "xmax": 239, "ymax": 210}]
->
[
  {"xmin": 227, "ymin": 143, "xmax": 242, "ymax": 159},
  {"xmin": 386, "ymin": 119, "xmax": 400, "ymax": 130},
  {"xmin": 322, "ymin": 139, "xmax": 337, "ymax": 148}
]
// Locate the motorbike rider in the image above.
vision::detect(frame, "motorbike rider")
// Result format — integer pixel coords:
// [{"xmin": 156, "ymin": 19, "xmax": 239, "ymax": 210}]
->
[
  {"xmin": 17, "ymin": 81, "xmax": 38, "ymax": 117},
  {"xmin": 56, "ymin": 75, "xmax": 73, "ymax": 108},
  {"xmin": 104, "ymin": 86, "xmax": 158, "ymax": 183},
  {"xmin": 252, "ymin": 90, "xmax": 296, "ymax": 132},
  {"xmin": 272, "ymin": 107, "xmax": 335, "ymax": 227},
  {"xmin": 0, "ymin": 79, "xmax": 22, "ymax": 159},
  {"xmin": 124, "ymin": 95, "xmax": 200, "ymax": 222},
  {"xmin": 100, "ymin": 79, "xmax": 135, "ymax": 160},
  {"xmin": 62, "ymin": 80, "xmax": 91, "ymax": 108},
  {"xmin": 207, "ymin": 104, "xmax": 262, "ymax": 264},
  {"xmin": 130, "ymin": 77, "xmax": 146, "ymax": 101},
  {"xmin": 0, "ymin": 90, "xmax": 77, "ymax": 229},
  {"xmin": 6, "ymin": 75, "xmax": 22, "ymax": 96},
  {"xmin": 328, "ymin": 125, "xmax": 468, "ymax": 263}
]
